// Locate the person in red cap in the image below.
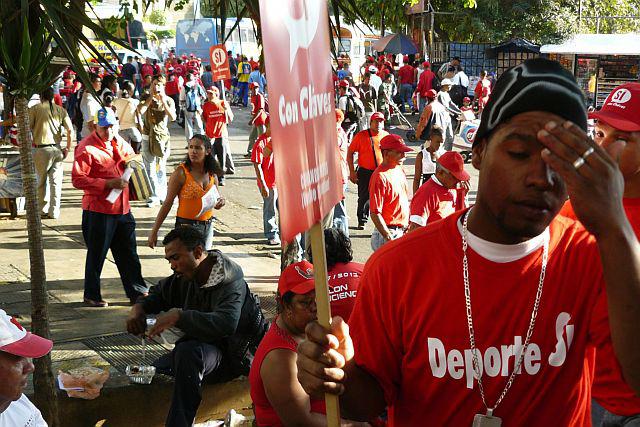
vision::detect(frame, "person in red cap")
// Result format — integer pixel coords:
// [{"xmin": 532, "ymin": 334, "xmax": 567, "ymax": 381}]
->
[
  {"xmin": 461, "ymin": 96, "xmax": 473, "ymax": 112},
  {"xmin": 416, "ymin": 89, "xmax": 451, "ymax": 146},
  {"xmin": 248, "ymin": 260, "xmax": 322, "ymax": 426},
  {"xmin": 201, "ymin": 86, "xmax": 233, "ymax": 185},
  {"xmin": 559, "ymin": 82, "xmax": 640, "ymax": 426},
  {"xmin": 249, "ymin": 260, "xmax": 365, "ymax": 427},
  {"xmin": 369, "ymin": 133, "xmax": 412, "ymax": 250},
  {"xmin": 246, "ymin": 82, "xmax": 268, "ymax": 157},
  {"xmin": 398, "ymin": 57, "xmax": 416, "ymax": 113},
  {"xmin": 408, "ymin": 151, "xmax": 469, "ymax": 231},
  {"xmin": 416, "ymin": 61, "xmax": 436, "ymax": 112},
  {"xmin": 0, "ymin": 309, "xmax": 52, "ymax": 426},
  {"xmin": 333, "ymin": 109, "xmax": 350, "ymax": 236},
  {"xmin": 347, "ymin": 112, "xmax": 389, "ymax": 230}
]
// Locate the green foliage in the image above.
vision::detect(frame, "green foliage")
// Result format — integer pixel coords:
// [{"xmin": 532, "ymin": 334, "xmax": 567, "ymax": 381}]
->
[
  {"xmin": 430, "ymin": 0, "xmax": 640, "ymax": 44},
  {"xmin": 146, "ymin": 9, "xmax": 167, "ymax": 26},
  {"xmin": 149, "ymin": 29, "xmax": 176, "ymax": 40}
]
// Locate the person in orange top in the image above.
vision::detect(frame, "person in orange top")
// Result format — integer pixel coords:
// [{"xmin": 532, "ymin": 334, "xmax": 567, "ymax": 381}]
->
[
  {"xmin": 369, "ymin": 134, "xmax": 413, "ymax": 251},
  {"xmin": 347, "ymin": 112, "xmax": 389, "ymax": 229},
  {"xmin": 148, "ymin": 134, "xmax": 225, "ymax": 251},
  {"xmin": 558, "ymin": 82, "xmax": 640, "ymax": 426}
]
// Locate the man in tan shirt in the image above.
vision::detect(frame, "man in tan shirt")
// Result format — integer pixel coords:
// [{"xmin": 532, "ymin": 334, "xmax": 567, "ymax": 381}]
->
[{"xmin": 29, "ymin": 87, "xmax": 73, "ymax": 219}]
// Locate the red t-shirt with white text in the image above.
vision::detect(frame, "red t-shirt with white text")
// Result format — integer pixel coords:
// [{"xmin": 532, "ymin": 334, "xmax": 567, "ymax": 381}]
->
[
  {"xmin": 559, "ymin": 199, "xmax": 640, "ymax": 416},
  {"xmin": 202, "ymin": 100, "xmax": 227, "ymax": 139},
  {"xmin": 328, "ymin": 262, "xmax": 363, "ymax": 322},
  {"xmin": 409, "ymin": 177, "xmax": 458, "ymax": 226},
  {"xmin": 251, "ymin": 135, "xmax": 275, "ymax": 189},
  {"xmin": 349, "ymin": 210, "xmax": 608, "ymax": 425}
]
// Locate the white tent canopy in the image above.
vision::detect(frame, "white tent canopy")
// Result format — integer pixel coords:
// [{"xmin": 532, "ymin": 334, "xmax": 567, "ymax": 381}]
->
[{"xmin": 541, "ymin": 33, "xmax": 640, "ymax": 56}]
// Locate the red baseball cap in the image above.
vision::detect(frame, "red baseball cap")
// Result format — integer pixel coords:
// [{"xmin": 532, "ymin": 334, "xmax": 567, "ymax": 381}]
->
[
  {"xmin": 278, "ymin": 261, "xmax": 315, "ymax": 296},
  {"xmin": 403, "ymin": 55, "xmax": 409, "ymax": 62},
  {"xmin": 249, "ymin": 82, "xmax": 260, "ymax": 88},
  {"xmin": 370, "ymin": 112, "xmax": 385, "ymax": 122},
  {"xmin": 589, "ymin": 83, "xmax": 640, "ymax": 132},
  {"xmin": 338, "ymin": 80, "xmax": 349, "ymax": 88},
  {"xmin": 380, "ymin": 134, "xmax": 413, "ymax": 153},
  {"xmin": 423, "ymin": 61, "xmax": 430, "ymax": 68},
  {"xmin": 0, "ymin": 309, "xmax": 53, "ymax": 358},
  {"xmin": 438, "ymin": 151, "xmax": 470, "ymax": 182},
  {"xmin": 426, "ymin": 89, "xmax": 438, "ymax": 99}
]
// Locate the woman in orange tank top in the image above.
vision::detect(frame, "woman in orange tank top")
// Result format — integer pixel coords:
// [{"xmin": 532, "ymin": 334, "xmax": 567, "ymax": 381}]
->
[{"xmin": 148, "ymin": 134, "xmax": 225, "ymax": 250}]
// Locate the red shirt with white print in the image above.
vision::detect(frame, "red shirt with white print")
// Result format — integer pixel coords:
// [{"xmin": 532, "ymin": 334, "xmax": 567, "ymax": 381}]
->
[
  {"xmin": 559, "ymin": 199, "xmax": 640, "ymax": 416},
  {"xmin": 327, "ymin": 262, "xmax": 363, "ymax": 322},
  {"xmin": 349, "ymin": 210, "xmax": 608, "ymax": 426},
  {"xmin": 409, "ymin": 176, "xmax": 466, "ymax": 227},
  {"xmin": 202, "ymin": 100, "xmax": 227, "ymax": 139},
  {"xmin": 251, "ymin": 134, "xmax": 275, "ymax": 189}
]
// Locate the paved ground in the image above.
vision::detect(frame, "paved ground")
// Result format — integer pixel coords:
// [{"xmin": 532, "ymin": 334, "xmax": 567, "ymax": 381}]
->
[{"xmin": 0, "ymin": 105, "xmax": 479, "ymax": 425}]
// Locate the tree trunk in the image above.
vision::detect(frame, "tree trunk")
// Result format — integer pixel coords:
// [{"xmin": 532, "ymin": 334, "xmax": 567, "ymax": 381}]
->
[
  {"xmin": 14, "ymin": 96, "xmax": 60, "ymax": 427},
  {"xmin": 380, "ymin": 3, "xmax": 386, "ymax": 37}
]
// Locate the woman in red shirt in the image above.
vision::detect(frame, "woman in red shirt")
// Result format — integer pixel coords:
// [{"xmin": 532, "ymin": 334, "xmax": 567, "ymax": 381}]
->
[{"xmin": 249, "ymin": 261, "xmax": 367, "ymax": 427}]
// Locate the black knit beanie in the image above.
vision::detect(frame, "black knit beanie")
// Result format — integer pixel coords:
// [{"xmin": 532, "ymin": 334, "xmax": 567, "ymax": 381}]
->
[{"xmin": 474, "ymin": 58, "xmax": 587, "ymax": 146}]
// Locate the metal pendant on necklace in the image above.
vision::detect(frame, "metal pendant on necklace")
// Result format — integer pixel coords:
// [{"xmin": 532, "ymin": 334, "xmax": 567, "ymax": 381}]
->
[{"xmin": 472, "ymin": 412, "xmax": 502, "ymax": 427}]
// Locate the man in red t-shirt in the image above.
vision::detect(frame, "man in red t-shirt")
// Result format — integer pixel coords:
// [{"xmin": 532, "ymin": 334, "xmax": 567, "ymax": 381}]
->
[
  {"xmin": 296, "ymin": 59, "xmax": 640, "ymax": 426},
  {"xmin": 246, "ymin": 82, "xmax": 267, "ymax": 157},
  {"xmin": 347, "ymin": 113, "xmax": 389, "ymax": 229},
  {"xmin": 559, "ymin": 82, "xmax": 640, "ymax": 425},
  {"xmin": 397, "ymin": 57, "xmax": 415, "ymax": 113},
  {"xmin": 251, "ymin": 119, "xmax": 279, "ymax": 246},
  {"xmin": 416, "ymin": 62, "xmax": 436, "ymax": 112},
  {"xmin": 369, "ymin": 134, "xmax": 412, "ymax": 251},
  {"xmin": 201, "ymin": 87, "xmax": 231, "ymax": 185},
  {"xmin": 409, "ymin": 151, "xmax": 470, "ymax": 231}
]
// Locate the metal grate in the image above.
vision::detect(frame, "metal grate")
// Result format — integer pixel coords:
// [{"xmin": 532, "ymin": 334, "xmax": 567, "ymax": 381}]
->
[
  {"xmin": 82, "ymin": 333, "xmax": 172, "ymax": 381},
  {"xmin": 259, "ymin": 294, "xmax": 277, "ymax": 319}
]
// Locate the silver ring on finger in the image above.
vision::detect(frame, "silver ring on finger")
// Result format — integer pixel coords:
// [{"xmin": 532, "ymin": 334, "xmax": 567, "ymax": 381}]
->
[
  {"xmin": 582, "ymin": 146, "xmax": 595, "ymax": 159},
  {"xmin": 573, "ymin": 156, "xmax": 586, "ymax": 170}
]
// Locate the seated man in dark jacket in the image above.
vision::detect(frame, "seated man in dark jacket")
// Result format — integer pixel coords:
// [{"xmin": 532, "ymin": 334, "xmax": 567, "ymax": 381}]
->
[{"xmin": 126, "ymin": 225, "xmax": 268, "ymax": 427}]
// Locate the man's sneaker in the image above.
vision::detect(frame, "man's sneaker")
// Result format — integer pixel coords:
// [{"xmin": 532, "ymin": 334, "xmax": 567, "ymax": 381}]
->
[
  {"xmin": 356, "ymin": 222, "xmax": 366, "ymax": 230},
  {"xmin": 243, "ymin": 153, "xmax": 251, "ymax": 158},
  {"xmin": 83, "ymin": 298, "xmax": 108, "ymax": 308},
  {"xmin": 225, "ymin": 169, "xmax": 235, "ymax": 175},
  {"xmin": 267, "ymin": 238, "xmax": 281, "ymax": 246}
]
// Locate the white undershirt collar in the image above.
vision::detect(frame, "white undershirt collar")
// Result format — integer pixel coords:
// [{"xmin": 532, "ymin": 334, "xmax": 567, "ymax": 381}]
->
[{"xmin": 457, "ymin": 216, "xmax": 550, "ymax": 263}]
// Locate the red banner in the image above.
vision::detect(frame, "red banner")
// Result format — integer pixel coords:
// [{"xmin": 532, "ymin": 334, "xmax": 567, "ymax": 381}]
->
[
  {"xmin": 259, "ymin": 0, "xmax": 343, "ymax": 243},
  {"xmin": 209, "ymin": 44, "xmax": 231, "ymax": 81}
]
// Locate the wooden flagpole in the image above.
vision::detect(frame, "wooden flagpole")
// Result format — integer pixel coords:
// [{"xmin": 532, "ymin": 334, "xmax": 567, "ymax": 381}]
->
[{"xmin": 308, "ymin": 221, "xmax": 341, "ymax": 427}]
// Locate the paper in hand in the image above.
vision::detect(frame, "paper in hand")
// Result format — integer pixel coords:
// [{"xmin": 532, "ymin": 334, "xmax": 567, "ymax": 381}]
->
[
  {"xmin": 106, "ymin": 167, "xmax": 134, "ymax": 203},
  {"xmin": 197, "ymin": 185, "xmax": 220, "ymax": 217}
]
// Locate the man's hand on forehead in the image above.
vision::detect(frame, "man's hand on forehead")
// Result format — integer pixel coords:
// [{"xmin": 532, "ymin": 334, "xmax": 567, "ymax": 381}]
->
[{"xmin": 538, "ymin": 119, "xmax": 626, "ymax": 237}]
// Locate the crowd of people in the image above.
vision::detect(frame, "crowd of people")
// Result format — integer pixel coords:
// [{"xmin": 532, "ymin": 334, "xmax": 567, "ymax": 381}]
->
[{"xmin": 1, "ymin": 44, "xmax": 640, "ymax": 427}]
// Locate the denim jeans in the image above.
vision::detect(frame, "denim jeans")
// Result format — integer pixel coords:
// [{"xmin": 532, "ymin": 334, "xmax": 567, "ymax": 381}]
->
[
  {"xmin": 443, "ymin": 122, "xmax": 455, "ymax": 151},
  {"xmin": 81, "ymin": 210, "xmax": 148, "ymax": 301},
  {"xmin": 371, "ymin": 228, "xmax": 405, "ymax": 251},
  {"xmin": 262, "ymin": 187, "xmax": 279, "ymax": 240},
  {"xmin": 184, "ymin": 110, "xmax": 204, "ymax": 141},
  {"xmin": 162, "ymin": 340, "xmax": 225, "ymax": 427},
  {"xmin": 175, "ymin": 217, "xmax": 214, "ymax": 250},
  {"xmin": 333, "ymin": 184, "xmax": 349, "ymax": 237},
  {"xmin": 237, "ymin": 81, "xmax": 249, "ymax": 106},
  {"xmin": 141, "ymin": 138, "xmax": 170, "ymax": 203},
  {"xmin": 400, "ymin": 83, "xmax": 414, "ymax": 111}
]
